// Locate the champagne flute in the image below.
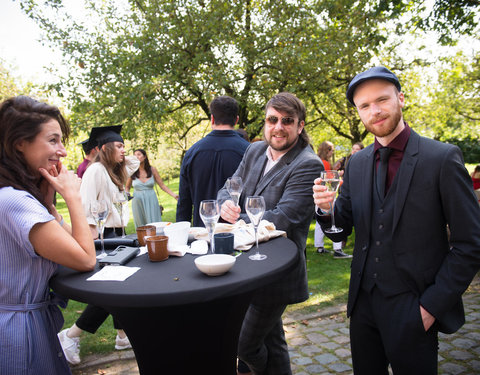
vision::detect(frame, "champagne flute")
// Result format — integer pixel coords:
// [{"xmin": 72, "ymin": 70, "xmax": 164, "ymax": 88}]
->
[
  {"xmin": 320, "ymin": 170, "xmax": 343, "ymax": 233},
  {"xmin": 245, "ymin": 196, "xmax": 267, "ymax": 260},
  {"xmin": 199, "ymin": 200, "xmax": 220, "ymax": 254},
  {"xmin": 90, "ymin": 199, "xmax": 109, "ymax": 259},
  {"xmin": 226, "ymin": 177, "xmax": 243, "ymax": 207},
  {"xmin": 113, "ymin": 190, "xmax": 129, "ymax": 238}
]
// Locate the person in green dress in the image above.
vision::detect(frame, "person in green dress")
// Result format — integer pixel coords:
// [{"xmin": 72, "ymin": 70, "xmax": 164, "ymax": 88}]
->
[{"xmin": 126, "ymin": 149, "xmax": 178, "ymax": 227}]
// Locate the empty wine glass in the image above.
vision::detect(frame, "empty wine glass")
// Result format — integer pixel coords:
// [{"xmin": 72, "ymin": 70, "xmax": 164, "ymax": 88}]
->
[
  {"xmin": 320, "ymin": 170, "xmax": 343, "ymax": 233},
  {"xmin": 90, "ymin": 199, "xmax": 109, "ymax": 259},
  {"xmin": 113, "ymin": 190, "xmax": 129, "ymax": 238},
  {"xmin": 245, "ymin": 196, "xmax": 267, "ymax": 260},
  {"xmin": 199, "ymin": 200, "xmax": 220, "ymax": 254},
  {"xmin": 226, "ymin": 176, "xmax": 243, "ymax": 207}
]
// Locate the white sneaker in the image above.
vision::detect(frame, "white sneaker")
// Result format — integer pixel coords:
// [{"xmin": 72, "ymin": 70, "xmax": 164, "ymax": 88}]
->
[
  {"xmin": 58, "ymin": 329, "xmax": 80, "ymax": 365},
  {"xmin": 115, "ymin": 334, "xmax": 132, "ymax": 350}
]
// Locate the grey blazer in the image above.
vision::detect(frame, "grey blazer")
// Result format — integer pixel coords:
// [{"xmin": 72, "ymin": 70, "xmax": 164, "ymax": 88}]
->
[
  {"xmin": 218, "ymin": 140, "xmax": 324, "ymax": 306},
  {"xmin": 323, "ymin": 130, "xmax": 480, "ymax": 333}
]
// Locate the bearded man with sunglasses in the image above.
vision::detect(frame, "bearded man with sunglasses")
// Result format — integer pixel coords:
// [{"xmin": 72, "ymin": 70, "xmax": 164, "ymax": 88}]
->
[{"xmin": 218, "ymin": 92, "xmax": 323, "ymax": 375}]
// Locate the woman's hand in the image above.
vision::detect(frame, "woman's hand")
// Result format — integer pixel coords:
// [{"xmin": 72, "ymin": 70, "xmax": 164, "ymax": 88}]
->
[{"xmin": 39, "ymin": 161, "xmax": 82, "ymax": 202}]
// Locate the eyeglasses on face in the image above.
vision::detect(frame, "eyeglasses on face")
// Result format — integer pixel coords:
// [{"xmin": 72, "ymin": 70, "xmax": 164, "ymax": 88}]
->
[{"xmin": 265, "ymin": 115, "xmax": 296, "ymax": 126}]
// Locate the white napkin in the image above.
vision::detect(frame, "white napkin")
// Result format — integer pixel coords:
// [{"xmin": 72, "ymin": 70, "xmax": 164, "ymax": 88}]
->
[
  {"xmin": 188, "ymin": 240, "xmax": 208, "ymax": 255},
  {"xmin": 87, "ymin": 266, "xmax": 140, "ymax": 281},
  {"xmin": 194, "ymin": 220, "xmax": 286, "ymax": 251},
  {"xmin": 168, "ymin": 244, "xmax": 189, "ymax": 257},
  {"xmin": 137, "ymin": 246, "xmax": 148, "ymax": 257}
]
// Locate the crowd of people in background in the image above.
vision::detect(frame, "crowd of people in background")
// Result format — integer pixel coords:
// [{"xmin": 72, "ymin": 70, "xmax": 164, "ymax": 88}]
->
[{"xmin": 1, "ymin": 65, "xmax": 480, "ymax": 375}]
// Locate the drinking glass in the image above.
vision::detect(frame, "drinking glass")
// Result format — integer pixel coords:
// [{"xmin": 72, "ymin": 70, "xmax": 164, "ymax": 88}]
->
[
  {"xmin": 90, "ymin": 199, "xmax": 109, "ymax": 259},
  {"xmin": 320, "ymin": 170, "xmax": 343, "ymax": 233},
  {"xmin": 245, "ymin": 196, "xmax": 267, "ymax": 260},
  {"xmin": 199, "ymin": 200, "xmax": 220, "ymax": 254},
  {"xmin": 113, "ymin": 191, "xmax": 129, "ymax": 238},
  {"xmin": 226, "ymin": 177, "xmax": 243, "ymax": 206}
]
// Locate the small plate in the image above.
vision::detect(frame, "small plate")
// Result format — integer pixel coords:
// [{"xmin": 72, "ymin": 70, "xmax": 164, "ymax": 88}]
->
[{"xmin": 147, "ymin": 221, "xmax": 172, "ymax": 235}]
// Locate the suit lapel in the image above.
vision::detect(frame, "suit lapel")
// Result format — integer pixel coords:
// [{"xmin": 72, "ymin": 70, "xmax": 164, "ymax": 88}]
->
[{"xmin": 392, "ymin": 131, "xmax": 419, "ymax": 233}]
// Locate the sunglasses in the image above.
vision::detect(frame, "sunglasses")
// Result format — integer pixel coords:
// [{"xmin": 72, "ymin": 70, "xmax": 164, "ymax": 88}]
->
[{"xmin": 265, "ymin": 115, "xmax": 296, "ymax": 126}]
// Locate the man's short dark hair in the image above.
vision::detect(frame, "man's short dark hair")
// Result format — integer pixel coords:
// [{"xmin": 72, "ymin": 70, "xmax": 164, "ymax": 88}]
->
[
  {"xmin": 209, "ymin": 96, "xmax": 239, "ymax": 126},
  {"xmin": 265, "ymin": 92, "xmax": 310, "ymax": 148}
]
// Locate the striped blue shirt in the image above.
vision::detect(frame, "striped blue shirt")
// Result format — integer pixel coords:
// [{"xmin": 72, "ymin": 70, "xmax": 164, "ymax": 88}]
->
[{"xmin": 0, "ymin": 187, "xmax": 71, "ymax": 374}]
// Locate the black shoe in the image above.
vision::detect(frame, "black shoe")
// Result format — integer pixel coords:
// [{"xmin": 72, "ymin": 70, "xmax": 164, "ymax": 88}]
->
[
  {"xmin": 333, "ymin": 250, "xmax": 352, "ymax": 259},
  {"xmin": 316, "ymin": 247, "xmax": 332, "ymax": 254}
]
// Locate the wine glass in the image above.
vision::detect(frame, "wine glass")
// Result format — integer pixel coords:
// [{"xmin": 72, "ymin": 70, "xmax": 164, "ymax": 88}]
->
[
  {"xmin": 320, "ymin": 170, "xmax": 343, "ymax": 233},
  {"xmin": 199, "ymin": 200, "xmax": 220, "ymax": 253},
  {"xmin": 113, "ymin": 190, "xmax": 129, "ymax": 238},
  {"xmin": 245, "ymin": 196, "xmax": 267, "ymax": 260},
  {"xmin": 90, "ymin": 199, "xmax": 109, "ymax": 259},
  {"xmin": 226, "ymin": 177, "xmax": 243, "ymax": 207}
]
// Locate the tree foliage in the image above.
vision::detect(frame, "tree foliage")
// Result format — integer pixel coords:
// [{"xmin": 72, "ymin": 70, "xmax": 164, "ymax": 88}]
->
[{"xmin": 19, "ymin": 0, "xmax": 406, "ymax": 152}]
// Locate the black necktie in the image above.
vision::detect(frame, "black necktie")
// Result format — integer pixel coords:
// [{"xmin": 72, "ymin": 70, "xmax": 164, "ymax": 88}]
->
[{"xmin": 376, "ymin": 147, "xmax": 392, "ymax": 198}]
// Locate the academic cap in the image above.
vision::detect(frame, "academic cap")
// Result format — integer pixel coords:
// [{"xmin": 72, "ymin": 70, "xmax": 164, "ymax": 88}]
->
[
  {"xmin": 78, "ymin": 138, "xmax": 95, "ymax": 153},
  {"xmin": 89, "ymin": 125, "xmax": 124, "ymax": 148},
  {"xmin": 346, "ymin": 66, "xmax": 401, "ymax": 106}
]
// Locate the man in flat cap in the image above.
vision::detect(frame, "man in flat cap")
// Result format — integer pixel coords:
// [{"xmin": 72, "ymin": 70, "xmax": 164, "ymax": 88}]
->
[{"xmin": 313, "ymin": 66, "xmax": 480, "ymax": 374}]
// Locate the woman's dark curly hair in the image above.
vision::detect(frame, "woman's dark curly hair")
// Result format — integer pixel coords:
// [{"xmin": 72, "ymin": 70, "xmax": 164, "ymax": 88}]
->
[{"xmin": 0, "ymin": 96, "xmax": 70, "ymax": 211}]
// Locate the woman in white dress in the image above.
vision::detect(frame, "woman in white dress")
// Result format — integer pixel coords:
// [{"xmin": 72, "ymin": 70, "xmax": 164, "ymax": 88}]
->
[{"xmin": 58, "ymin": 125, "xmax": 140, "ymax": 365}]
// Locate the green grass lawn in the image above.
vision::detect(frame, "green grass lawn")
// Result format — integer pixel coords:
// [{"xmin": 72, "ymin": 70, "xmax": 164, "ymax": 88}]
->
[{"xmin": 54, "ymin": 176, "xmax": 351, "ymax": 357}]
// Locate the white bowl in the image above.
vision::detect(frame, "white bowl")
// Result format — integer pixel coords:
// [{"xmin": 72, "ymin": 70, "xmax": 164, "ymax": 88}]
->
[
  {"xmin": 194, "ymin": 254, "xmax": 236, "ymax": 276},
  {"xmin": 164, "ymin": 221, "xmax": 191, "ymax": 250},
  {"xmin": 147, "ymin": 221, "xmax": 172, "ymax": 235}
]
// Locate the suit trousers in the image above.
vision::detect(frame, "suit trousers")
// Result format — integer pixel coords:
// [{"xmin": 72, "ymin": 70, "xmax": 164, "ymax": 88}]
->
[
  {"xmin": 350, "ymin": 286, "xmax": 438, "ymax": 375},
  {"xmin": 237, "ymin": 303, "xmax": 291, "ymax": 375}
]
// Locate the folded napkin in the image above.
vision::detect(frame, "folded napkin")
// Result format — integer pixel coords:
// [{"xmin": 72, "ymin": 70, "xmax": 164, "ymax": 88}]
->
[
  {"xmin": 87, "ymin": 266, "xmax": 140, "ymax": 281},
  {"xmin": 194, "ymin": 220, "xmax": 286, "ymax": 251}
]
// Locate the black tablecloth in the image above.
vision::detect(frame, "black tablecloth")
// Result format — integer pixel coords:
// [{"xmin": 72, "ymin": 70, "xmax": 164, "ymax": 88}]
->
[
  {"xmin": 50, "ymin": 236, "xmax": 299, "ymax": 375},
  {"xmin": 51, "ymin": 236, "xmax": 299, "ymax": 308}
]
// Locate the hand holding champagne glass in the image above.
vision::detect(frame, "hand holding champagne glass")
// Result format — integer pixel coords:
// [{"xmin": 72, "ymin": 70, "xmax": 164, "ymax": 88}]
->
[
  {"xmin": 199, "ymin": 200, "xmax": 220, "ymax": 253},
  {"xmin": 320, "ymin": 170, "xmax": 342, "ymax": 233},
  {"xmin": 245, "ymin": 196, "xmax": 267, "ymax": 260},
  {"xmin": 226, "ymin": 177, "xmax": 243, "ymax": 207},
  {"xmin": 90, "ymin": 199, "xmax": 109, "ymax": 259}
]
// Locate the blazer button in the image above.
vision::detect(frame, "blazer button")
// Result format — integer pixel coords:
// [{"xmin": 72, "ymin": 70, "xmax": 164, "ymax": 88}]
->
[
  {"xmin": 358, "ymin": 272, "xmax": 361, "ymax": 277},
  {"xmin": 373, "ymin": 273, "xmax": 378, "ymax": 279},
  {"xmin": 375, "ymin": 241, "xmax": 381, "ymax": 246},
  {"xmin": 378, "ymin": 209, "xmax": 384, "ymax": 214},
  {"xmin": 362, "ymin": 245, "xmax": 367, "ymax": 251},
  {"xmin": 375, "ymin": 257, "xmax": 380, "ymax": 262},
  {"xmin": 378, "ymin": 224, "xmax": 384, "ymax": 229}
]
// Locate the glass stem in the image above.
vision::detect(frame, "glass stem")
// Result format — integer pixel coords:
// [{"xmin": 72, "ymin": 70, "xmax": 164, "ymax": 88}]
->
[
  {"xmin": 255, "ymin": 226, "xmax": 259, "ymax": 252},
  {"xmin": 210, "ymin": 231, "xmax": 215, "ymax": 253},
  {"xmin": 329, "ymin": 201, "xmax": 337, "ymax": 229}
]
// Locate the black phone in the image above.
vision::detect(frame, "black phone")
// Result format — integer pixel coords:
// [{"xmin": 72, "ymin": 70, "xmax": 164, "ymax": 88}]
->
[{"xmin": 98, "ymin": 246, "xmax": 140, "ymax": 267}]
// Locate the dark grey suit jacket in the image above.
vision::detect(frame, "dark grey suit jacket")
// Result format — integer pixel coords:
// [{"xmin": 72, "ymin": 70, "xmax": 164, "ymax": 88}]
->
[
  {"xmin": 322, "ymin": 130, "xmax": 480, "ymax": 333},
  {"xmin": 218, "ymin": 140, "xmax": 323, "ymax": 306}
]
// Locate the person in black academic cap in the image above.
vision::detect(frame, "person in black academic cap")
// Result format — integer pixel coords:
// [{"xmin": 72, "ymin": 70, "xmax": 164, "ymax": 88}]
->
[
  {"xmin": 313, "ymin": 66, "xmax": 480, "ymax": 374},
  {"xmin": 76, "ymin": 137, "xmax": 98, "ymax": 178},
  {"xmin": 58, "ymin": 125, "xmax": 139, "ymax": 365}
]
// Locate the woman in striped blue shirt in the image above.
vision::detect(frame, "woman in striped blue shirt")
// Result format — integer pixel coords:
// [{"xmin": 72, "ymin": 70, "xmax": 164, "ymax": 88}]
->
[{"xmin": 0, "ymin": 96, "xmax": 96, "ymax": 374}]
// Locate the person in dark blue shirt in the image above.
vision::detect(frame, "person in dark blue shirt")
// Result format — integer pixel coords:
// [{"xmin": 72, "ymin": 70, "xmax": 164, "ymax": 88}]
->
[{"xmin": 176, "ymin": 96, "xmax": 250, "ymax": 227}]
